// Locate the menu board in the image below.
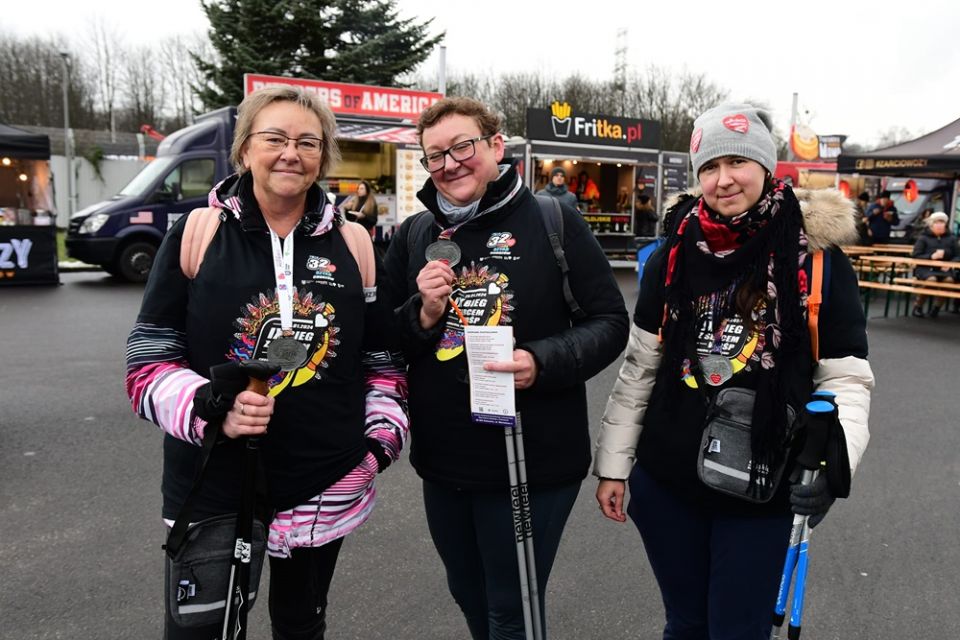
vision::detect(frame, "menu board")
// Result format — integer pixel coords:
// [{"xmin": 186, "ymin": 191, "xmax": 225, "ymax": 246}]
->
[
  {"xmin": 395, "ymin": 147, "xmax": 432, "ymax": 222},
  {"xmin": 660, "ymin": 152, "xmax": 690, "ymax": 201}
]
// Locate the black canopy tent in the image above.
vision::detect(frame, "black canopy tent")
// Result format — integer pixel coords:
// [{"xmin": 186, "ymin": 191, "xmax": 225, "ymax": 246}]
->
[
  {"xmin": 837, "ymin": 117, "xmax": 960, "ymax": 177},
  {"xmin": 0, "ymin": 123, "xmax": 51, "ymax": 160},
  {"xmin": 0, "ymin": 123, "xmax": 58, "ymax": 285}
]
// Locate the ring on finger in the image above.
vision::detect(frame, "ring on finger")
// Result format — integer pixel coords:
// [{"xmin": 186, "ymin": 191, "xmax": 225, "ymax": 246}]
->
[{"xmin": 239, "ymin": 403, "xmax": 246, "ymax": 416}]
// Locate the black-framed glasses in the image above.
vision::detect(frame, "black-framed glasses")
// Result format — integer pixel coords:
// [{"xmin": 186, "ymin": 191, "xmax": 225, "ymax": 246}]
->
[
  {"xmin": 420, "ymin": 135, "xmax": 494, "ymax": 172},
  {"xmin": 248, "ymin": 131, "xmax": 324, "ymax": 156}
]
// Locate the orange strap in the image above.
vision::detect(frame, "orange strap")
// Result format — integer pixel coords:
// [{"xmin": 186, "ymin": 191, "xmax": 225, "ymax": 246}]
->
[{"xmin": 807, "ymin": 250, "xmax": 824, "ymax": 362}]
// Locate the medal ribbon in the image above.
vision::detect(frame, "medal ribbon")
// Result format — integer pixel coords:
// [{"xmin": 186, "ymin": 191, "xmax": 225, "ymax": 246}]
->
[{"xmin": 268, "ymin": 228, "xmax": 295, "ymax": 335}]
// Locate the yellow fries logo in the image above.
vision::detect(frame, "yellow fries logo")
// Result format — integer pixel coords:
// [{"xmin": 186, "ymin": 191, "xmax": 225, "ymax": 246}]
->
[
  {"xmin": 551, "ymin": 101, "xmax": 572, "ymax": 137},
  {"xmin": 551, "ymin": 101, "xmax": 572, "ymax": 120}
]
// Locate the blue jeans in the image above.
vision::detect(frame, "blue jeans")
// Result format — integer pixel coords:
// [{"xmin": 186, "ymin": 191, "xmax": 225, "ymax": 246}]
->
[
  {"xmin": 628, "ymin": 466, "xmax": 793, "ymax": 640},
  {"xmin": 423, "ymin": 479, "xmax": 580, "ymax": 640}
]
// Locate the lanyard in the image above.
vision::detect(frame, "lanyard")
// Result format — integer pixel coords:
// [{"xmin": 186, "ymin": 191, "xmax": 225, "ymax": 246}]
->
[{"xmin": 268, "ymin": 227, "xmax": 295, "ymax": 335}]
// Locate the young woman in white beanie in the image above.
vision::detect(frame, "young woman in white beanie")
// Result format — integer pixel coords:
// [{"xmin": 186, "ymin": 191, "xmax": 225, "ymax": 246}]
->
[{"xmin": 593, "ymin": 103, "xmax": 875, "ymax": 639}]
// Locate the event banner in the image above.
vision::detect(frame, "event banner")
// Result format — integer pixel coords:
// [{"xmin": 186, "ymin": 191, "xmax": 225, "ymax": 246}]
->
[
  {"xmin": 526, "ymin": 103, "xmax": 661, "ymax": 149},
  {"xmin": 0, "ymin": 225, "xmax": 59, "ymax": 285},
  {"xmin": 244, "ymin": 74, "xmax": 442, "ymax": 122}
]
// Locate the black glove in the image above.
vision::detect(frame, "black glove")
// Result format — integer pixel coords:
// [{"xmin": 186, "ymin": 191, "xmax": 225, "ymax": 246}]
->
[
  {"xmin": 789, "ymin": 474, "xmax": 835, "ymax": 528},
  {"xmin": 365, "ymin": 437, "xmax": 392, "ymax": 474},
  {"xmin": 193, "ymin": 361, "xmax": 251, "ymax": 423}
]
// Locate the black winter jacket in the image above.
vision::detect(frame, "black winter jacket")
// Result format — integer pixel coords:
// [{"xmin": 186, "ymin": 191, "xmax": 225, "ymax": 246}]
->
[{"xmin": 382, "ymin": 163, "xmax": 628, "ymax": 489}]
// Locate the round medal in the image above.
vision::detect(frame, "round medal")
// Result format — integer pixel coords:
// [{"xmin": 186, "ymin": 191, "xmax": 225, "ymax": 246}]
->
[
  {"xmin": 700, "ymin": 355, "xmax": 733, "ymax": 387},
  {"xmin": 267, "ymin": 336, "xmax": 308, "ymax": 372},
  {"xmin": 425, "ymin": 240, "xmax": 461, "ymax": 266}
]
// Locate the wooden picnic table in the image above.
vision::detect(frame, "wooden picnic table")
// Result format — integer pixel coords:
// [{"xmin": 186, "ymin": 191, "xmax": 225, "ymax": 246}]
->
[{"xmin": 855, "ymin": 254, "xmax": 959, "ymax": 317}]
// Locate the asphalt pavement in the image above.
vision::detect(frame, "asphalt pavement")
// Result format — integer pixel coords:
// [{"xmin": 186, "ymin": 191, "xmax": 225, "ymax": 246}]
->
[{"xmin": 1, "ymin": 271, "xmax": 958, "ymax": 639}]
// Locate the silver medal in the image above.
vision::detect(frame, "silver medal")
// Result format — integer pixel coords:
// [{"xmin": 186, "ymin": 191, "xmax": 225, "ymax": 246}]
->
[
  {"xmin": 267, "ymin": 336, "xmax": 308, "ymax": 372},
  {"xmin": 425, "ymin": 240, "xmax": 461, "ymax": 266},
  {"xmin": 700, "ymin": 355, "xmax": 733, "ymax": 387}
]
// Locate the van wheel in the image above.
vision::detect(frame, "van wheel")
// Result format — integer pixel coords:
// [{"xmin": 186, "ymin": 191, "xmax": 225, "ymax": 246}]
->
[{"xmin": 116, "ymin": 241, "xmax": 157, "ymax": 283}]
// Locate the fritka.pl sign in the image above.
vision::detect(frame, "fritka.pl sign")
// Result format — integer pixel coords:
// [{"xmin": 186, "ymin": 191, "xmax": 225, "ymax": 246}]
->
[
  {"xmin": 526, "ymin": 102, "xmax": 660, "ymax": 148},
  {"xmin": 244, "ymin": 74, "xmax": 442, "ymax": 122}
]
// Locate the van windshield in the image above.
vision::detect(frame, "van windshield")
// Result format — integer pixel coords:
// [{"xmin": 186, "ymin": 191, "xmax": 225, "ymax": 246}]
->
[{"xmin": 118, "ymin": 157, "xmax": 175, "ymax": 198}]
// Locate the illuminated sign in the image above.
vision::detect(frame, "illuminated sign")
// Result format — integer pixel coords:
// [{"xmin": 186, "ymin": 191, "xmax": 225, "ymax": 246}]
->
[{"xmin": 526, "ymin": 103, "xmax": 660, "ymax": 149}]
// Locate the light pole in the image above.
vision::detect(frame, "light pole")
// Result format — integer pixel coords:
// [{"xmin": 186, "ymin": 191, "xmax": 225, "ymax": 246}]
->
[{"xmin": 59, "ymin": 51, "xmax": 74, "ymax": 216}]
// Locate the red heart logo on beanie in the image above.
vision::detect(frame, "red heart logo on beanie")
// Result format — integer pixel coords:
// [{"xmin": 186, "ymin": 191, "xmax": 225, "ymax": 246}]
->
[
  {"xmin": 722, "ymin": 115, "xmax": 749, "ymax": 134},
  {"xmin": 709, "ymin": 373, "xmax": 722, "ymax": 384},
  {"xmin": 690, "ymin": 128, "xmax": 703, "ymax": 153}
]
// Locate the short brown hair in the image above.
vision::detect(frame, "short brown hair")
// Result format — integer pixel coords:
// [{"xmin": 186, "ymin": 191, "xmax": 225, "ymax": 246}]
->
[
  {"xmin": 416, "ymin": 97, "xmax": 502, "ymax": 144},
  {"xmin": 231, "ymin": 86, "xmax": 342, "ymax": 179}
]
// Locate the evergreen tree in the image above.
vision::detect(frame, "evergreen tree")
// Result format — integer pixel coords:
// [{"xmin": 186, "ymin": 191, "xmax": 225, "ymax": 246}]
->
[{"xmin": 194, "ymin": 0, "xmax": 443, "ymax": 110}]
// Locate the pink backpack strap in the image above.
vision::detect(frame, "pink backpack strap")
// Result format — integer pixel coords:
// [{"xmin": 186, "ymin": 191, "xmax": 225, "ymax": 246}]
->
[
  {"xmin": 179, "ymin": 207, "xmax": 223, "ymax": 279},
  {"xmin": 338, "ymin": 220, "xmax": 376, "ymax": 293}
]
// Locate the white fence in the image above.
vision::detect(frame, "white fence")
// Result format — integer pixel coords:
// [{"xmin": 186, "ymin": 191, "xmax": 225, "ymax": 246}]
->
[{"xmin": 50, "ymin": 155, "xmax": 148, "ymax": 227}]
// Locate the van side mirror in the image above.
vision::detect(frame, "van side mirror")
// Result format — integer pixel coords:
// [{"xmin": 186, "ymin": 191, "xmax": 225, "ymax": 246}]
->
[
  {"xmin": 150, "ymin": 189, "xmax": 176, "ymax": 205},
  {"xmin": 150, "ymin": 183, "xmax": 182, "ymax": 204}
]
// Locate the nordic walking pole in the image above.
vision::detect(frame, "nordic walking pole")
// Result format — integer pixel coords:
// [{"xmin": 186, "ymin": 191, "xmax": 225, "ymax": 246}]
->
[
  {"xmin": 222, "ymin": 361, "xmax": 278, "ymax": 640},
  {"xmin": 513, "ymin": 413, "xmax": 544, "ymax": 640},
  {"xmin": 771, "ymin": 400, "xmax": 832, "ymax": 640},
  {"xmin": 504, "ymin": 423, "xmax": 536, "ymax": 640}
]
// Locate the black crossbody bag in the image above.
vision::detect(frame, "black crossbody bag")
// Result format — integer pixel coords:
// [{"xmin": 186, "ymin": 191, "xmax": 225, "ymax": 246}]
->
[{"xmin": 162, "ymin": 423, "xmax": 267, "ymax": 629}]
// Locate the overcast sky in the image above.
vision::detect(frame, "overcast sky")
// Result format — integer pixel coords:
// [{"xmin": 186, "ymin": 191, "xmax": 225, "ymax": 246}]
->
[{"xmin": 6, "ymin": 0, "xmax": 959, "ymax": 147}]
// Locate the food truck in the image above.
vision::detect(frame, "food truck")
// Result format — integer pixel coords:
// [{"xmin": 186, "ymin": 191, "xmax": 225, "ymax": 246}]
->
[
  {"xmin": 0, "ymin": 124, "xmax": 58, "ymax": 285},
  {"xmin": 505, "ymin": 103, "xmax": 689, "ymax": 259}
]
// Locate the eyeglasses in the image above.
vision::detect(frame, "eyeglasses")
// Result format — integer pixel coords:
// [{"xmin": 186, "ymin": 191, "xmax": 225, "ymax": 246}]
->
[
  {"xmin": 420, "ymin": 135, "xmax": 494, "ymax": 172},
  {"xmin": 248, "ymin": 131, "xmax": 324, "ymax": 156}
]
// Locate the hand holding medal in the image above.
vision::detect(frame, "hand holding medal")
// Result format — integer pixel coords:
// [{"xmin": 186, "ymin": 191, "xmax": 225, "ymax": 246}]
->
[{"xmin": 416, "ymin": 252, "xmax": 457, "ymax": 330}]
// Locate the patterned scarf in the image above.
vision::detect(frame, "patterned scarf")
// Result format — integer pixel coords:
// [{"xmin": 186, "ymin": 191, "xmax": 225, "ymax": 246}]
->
[{"xmin": 660, "ymin": 179, "xmax": 809, "ymax": 492}]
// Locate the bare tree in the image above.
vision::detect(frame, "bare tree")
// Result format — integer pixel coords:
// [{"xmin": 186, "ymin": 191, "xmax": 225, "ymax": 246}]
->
[
  {"xmin": 872, "ymin": 125, "xmax": 914, "ymax": 150},
  {"xmin": 433, "ymin": 65, "xmax": 727, "ymax": 152},
  {"xmin": 0, "ymin": 32, "xmax": 98, "ymax": 129},
  {"xmin": 86, "ymin": 18, "xmax": 124, "ymax": 137},
  {"xmin": 119, "ymin": 46, "xmax": 167, "ymax": 132},
  {"xmin": 159, "ymin": 33, "xmax": 212, "ymax": 130}
]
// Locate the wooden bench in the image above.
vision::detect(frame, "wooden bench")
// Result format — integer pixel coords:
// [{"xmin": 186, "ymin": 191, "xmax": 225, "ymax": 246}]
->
[
  {"xmin": 893, "ymin": 277, "xmax": 960, "ymax": 291},
  {"xmin": 857, "ymin": 280, "xmax": 960, "ymax": 317}
]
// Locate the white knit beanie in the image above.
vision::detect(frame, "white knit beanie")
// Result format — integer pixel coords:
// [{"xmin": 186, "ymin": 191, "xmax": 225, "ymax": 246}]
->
[{"xmin": 689, "ymin": 103, "xmax": 778, "ymax": 178}]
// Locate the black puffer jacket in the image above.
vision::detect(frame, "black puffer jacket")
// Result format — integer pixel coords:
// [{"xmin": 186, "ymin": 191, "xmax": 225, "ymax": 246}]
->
[
  {"xmin": 912, "ymin": 228, "xmax": 959, "ymax": 278},
  {"xmin": 383, "ymin": 162, "xmax": 629, "ymax": 489}
]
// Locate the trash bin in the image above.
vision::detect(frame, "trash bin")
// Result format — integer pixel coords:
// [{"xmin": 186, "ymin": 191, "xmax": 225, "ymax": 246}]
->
[{"xmin": 636, "ymin": 237, "xmax": 665, "ymax": 288}]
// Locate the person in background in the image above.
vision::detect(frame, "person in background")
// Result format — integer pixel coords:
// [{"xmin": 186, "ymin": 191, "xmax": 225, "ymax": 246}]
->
[
  {"xmin": 634, "ymin": 193, "xmax": 658, "ymax": 238},
  {"xmin": 594, "ymin": 103, "xmax": 874, "ymax": 640},
  {"xmin": 126, "ymin": 86, "xmax": 408, "ymax": 640},
  {"xmin": 382, "ymin": 96, "xmax": 628, "ymax": 639},
  {"xmin": 855, "ymin": 191, "xmax": 872, "ymax": 245},
  {"xmin": 571, "ymin": 169, "xmax": 600, "ymax": 210},
  {"xmin": 535, "ymin": 166, "xmax": 578, "ymax": 209},
  {"xmin": 910, "ymin": 211, "xmax": 958, "ymax": 318},
  {"xmin": 866, "ymin": 190, "xmax": 899, "ymax": 243},
  {"xmin": 338, "ymin": 179, "xmax": 379, "ymax": 233}
]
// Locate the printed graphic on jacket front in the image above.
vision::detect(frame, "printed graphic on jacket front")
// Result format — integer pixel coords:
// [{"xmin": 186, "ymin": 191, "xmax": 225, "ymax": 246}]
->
[
  {"xmin": 230, "ymin": 288, "xmax": 340, "ymax": 395},
  {"xmin": 436, "ymin": 262, "xmax": 514, "ymax": 362},
  {"xmin": 680, "ymin": 304, "xmax": 763, "ymax": 389}
]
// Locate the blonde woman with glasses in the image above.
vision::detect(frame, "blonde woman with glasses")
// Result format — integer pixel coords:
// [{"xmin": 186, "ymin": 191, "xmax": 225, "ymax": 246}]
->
[{"xmin": 126, "ymin": 86, "xmax": 409, "ymax": 639}]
